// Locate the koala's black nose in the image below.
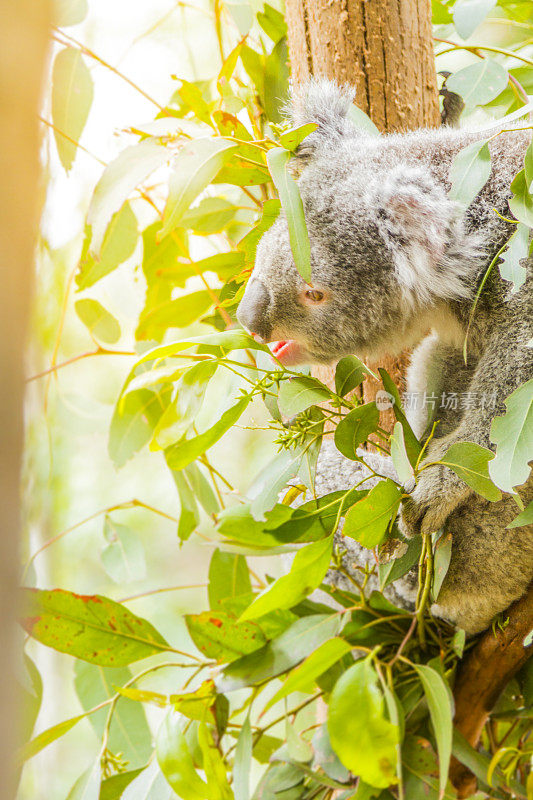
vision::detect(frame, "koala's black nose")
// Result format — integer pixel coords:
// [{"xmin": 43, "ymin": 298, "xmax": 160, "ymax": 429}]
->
[{"xmin": 237, "ymin": 278, "xmax": 272, "ymax": 340}]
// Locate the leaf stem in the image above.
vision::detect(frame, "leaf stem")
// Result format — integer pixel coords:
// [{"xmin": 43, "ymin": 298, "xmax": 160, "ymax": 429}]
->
[{"xmin": 53, "ymin": 29, "xmax": 167, "ymax": 111}]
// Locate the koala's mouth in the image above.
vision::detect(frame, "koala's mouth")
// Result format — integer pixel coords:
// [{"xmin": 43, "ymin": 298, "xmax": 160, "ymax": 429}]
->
[{"xmin": 271, "ymin": 339, "xmax": 310, "ymax": 366}]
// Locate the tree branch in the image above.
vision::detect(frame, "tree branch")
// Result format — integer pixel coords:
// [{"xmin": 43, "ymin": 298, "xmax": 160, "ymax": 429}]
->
[{"xmin": 450, "ymin": 582, "xmax": 533, "ymax": 798}]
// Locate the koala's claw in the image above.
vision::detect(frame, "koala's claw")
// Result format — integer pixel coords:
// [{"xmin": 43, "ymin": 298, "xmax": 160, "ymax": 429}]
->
[{"xmin": 399, "ymin": 461, "xmax": 472, "ymax": 538}]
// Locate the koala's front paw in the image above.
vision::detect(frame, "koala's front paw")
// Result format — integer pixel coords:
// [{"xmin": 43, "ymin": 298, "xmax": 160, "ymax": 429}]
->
[{"xmin": 399, "ymin": 440, "xmax": 472, "ymax": 538}]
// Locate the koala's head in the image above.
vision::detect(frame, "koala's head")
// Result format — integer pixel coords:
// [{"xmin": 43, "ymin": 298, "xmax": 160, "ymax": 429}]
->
[{"xmin": 237, "ymin": 80, "xmax": 477, "ymax": 366}]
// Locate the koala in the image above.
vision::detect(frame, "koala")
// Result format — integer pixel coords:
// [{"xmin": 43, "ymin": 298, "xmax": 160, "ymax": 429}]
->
[{"xmin": 237, "ymin": 79, "xmax": 533, "ymax": 634}]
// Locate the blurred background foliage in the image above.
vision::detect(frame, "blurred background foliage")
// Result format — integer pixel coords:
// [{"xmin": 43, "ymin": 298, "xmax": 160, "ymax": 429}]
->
[{"xmin": 20, "ymin": 0, "xmax": 533, "ymax": 797}]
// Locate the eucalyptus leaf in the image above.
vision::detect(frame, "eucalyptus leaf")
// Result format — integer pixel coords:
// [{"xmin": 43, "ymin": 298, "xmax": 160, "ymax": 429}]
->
[
  {"xmin": 264, "ymin": 638, "xmax": 353, "ymax": 711},
  {"xmin": 334, "ymin": 403, "xmax": 380, "ymax": 459},
  {"xmin": 278, "ymin": 376, "xmax": 330, "ymax": 416},
  {"xmin": 328, "ymin": 659, "xmax": 399, "ymax": 788},
  {"xmin": 439, "ymin": 441, "xmax": 502, "ymax": 501},
  {"xmin": 218, "ymin": 614, "xmax": 341, "ymax": 691},
  {"xmin": 335, "ymin": 356, "xmax": 365, "ymax": 396},
  {"xmin": 448, "ymin": 140, "xmax": 491, "ymax": 207},
  {"xmin": 52, "ymin": 47, "xmax": 94, "ymax": 172},
  {"xmin": 267, "ymin": 147, "xmax": 312, "ymax": 283},
  {"xmin": 343, "ymin": 480, "xmax": 402, "ymax": 547},
  {"xmin": 160, "ymin": 138, "xmax": 237, "ymax": 239},
  {"xmin": 453, "ymin": 0, "xmax": 496, "ymax": 40},
  {"xmin": 20, "ymin": 588, "xmax": 171, "ymax": 666},
  {"xmin": 75, "ymin": 299, "xmax": 121, "ymax": 343},
  {"xmin": 88, "ymin": 139, "xmax": 170, "ymax": 255},
  {"xmin": 239, "ymin": 536, "xmax": 333, "ymax": 620},
  {"xmin": 76, "ymin": 202, "xmax": 138, "ymax": 290},
  {"xmin": 499, "ymin": 222, "xmax": 529, "ymax": 293},
  {"xmin": 413, "ymin": 664, "xmax": 454, "ymax": 800},
  {"xmin": 508, "ymin": 499, "xmax": 533, "ymax": 529},
  {"xmin": 446, "ymin": 61, "xmax": 508, "ymax": 108},
  {"xmin": 101, "ymin": 517, "xmax": 146, "ymax": 584},
  {"xmin": 490, "ymin": 379, "xmax": 533, "ymax": 492},
  {"xmin": 390, "ymin": 422, "xmax": 415, "ymax": 484},
  {"xmin": 509, "ymin": 169, "xmax": 533, "ymax": 227},
  {"xmin": 122, "ymin": 761, "xmax": 175, "ymax": 800},
  {"xmin": 156, "ymin": 711, "xmax": 208, "ymax": 800}
]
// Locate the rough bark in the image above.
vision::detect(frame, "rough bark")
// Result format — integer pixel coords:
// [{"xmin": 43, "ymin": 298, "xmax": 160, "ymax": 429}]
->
[
  {"xmin": 0, "ymin": 2, "xmax": 51, "ymax": 797},
  {"xmin": 450, "ymin": 583, "xmax": 533, "ymax": 798},
  {"xmin": 285, "ymin": 0, "xmax": 440, "ymax": 429}
]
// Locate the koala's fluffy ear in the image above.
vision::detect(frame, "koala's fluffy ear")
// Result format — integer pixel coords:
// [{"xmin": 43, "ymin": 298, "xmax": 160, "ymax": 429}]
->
[
  {"xmin": 375, "ymin": 167, "xmax": 474, "ymax": 302},
  {"xmin": 288, "ymin": 78, "xmax": 357, "ymax": 161}
]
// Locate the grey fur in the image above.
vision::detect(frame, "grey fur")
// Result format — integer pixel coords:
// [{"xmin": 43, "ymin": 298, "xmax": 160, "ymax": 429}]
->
[{"xmin": 238, "ymin": 79, "xmax": 533, "ymax": 634}]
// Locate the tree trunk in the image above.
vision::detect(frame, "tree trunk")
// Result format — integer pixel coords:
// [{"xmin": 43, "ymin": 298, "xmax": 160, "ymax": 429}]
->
[
  {"xmin": 0, "ymin": 3, "xmax": 51, "ymax": 797},
  {"xmin": 285, "ymin": 0, "xmax": 440, "ymax": 427}
]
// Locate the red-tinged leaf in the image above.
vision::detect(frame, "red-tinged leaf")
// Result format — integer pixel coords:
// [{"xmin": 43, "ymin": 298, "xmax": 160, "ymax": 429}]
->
[
  {"xmin": 20, "ymin": 588, "xmax": 172, "ymax": 666},
  {"xmin": 185, "ymin": 608, "xmax": 290, "ymax": 663}
]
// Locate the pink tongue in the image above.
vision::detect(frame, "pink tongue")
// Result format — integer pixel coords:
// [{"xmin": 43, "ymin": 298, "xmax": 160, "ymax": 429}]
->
[{"xmin": 271, "ymin": 340, "xmax": 305, "ymax": 366}]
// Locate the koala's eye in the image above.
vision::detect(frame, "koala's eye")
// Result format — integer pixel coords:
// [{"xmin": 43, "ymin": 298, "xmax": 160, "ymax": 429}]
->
[{"xmin": 305, "ymin": 289, "xmax": 324, "ymax": 303}]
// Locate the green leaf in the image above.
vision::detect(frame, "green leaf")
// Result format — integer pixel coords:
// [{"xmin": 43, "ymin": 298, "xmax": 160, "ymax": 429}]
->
[
  {"xmin": 439, "ymin": 441, "xmax": 502, "ymax": 501},
  {"xmin": 335, "ymin": 356, "xmax": 365, "ymax": 396},
  {"xmin": 157, "ymin": 251, "xmax": 245, "ymax": 284},
  {"xmin": 75, "ymin": 299, "xmax": 121, "ymax": 343},
  {"xmin": 131, "ymin": 330, "xmax": 270, "ymax": 370},
  {"xmin": 136, "ymin": 289, "xmax": 212, "ymax": 342},
  {"xmin": 347, "ymin": 105, "xmax": 381, "ymax": 136},
  {"xmin": 54, "ymin": 0, "xmax": 88, "ymax": 26},
  {"xmin": 279, "ymin": 123, "xmax": 319, "ymax": 152},
  {"xmin": 257, "ymin": 3, "xmax": 287, "ymax": 41},
  {"xmin": 264, "ymin": 638, "xmax": 352, "ymax": 711},
  {"xmin": 198, "ymin": 722, "xmax": 233, "ymax": 799},
  {"xmin": 238, "ymin": 199, "xmax": 281, "ymax": 265},
  {"xmin": 413, "ymin": 664, "xmax": 454, "ymax": 800},
  {"xmin": 379, "ymin": 536, "xmax": 423, "ymax": 590},
  {"xmin": 18, "ymin": 711, "xmax": 91, "ymax": 763},
  {"xmin": 159, "ymin": 138, "xmax": 237, "ymax": 239},
  {"xmin": 156, "ymin": 711, "xmax": 208, "ymax": 800},
  {"xmin": 18, "ymin": 653, "xmax": 42, "ymax": 747},
  {"xmin": 101, "ymin": 517, "xmax": 146, "ymax": 584},
  {"xmin": 66, "ymin": 763, "xmax": 101, "ymax": 800},
  {"xmin": 122, "ymin": 761, "xmax": 175, "ymax": 800},
  {"xmin": 52, "ymin": 47, "xmax": 94, "ymax": 172},
  {"xmin": 453, "ymin": 0, "xmax": 496, "ymax": 39},
  {"xmin": 508, "ymin": 499, "xmax": 533, "ymax": 528},
  {"xmin": 509, "ymin": 169, "xmax": 533, "ymax": 227},
  {"xmin": 233, "ymin": 715, "xmax": 252, "ymax": 800},
  {"xmin": 165, "ymin": 395, "xmax": 251, "ymax": 470},
  {"xmin": 343, "ymin": 480, "xmax": 402, "ymax": 547},
  {"xmin": 185, "ymin": 605, "xmax": 294, "ymax": 663},
  {"xmin": 218, "ymin": 613, "xmax": 342, "ymax": 691},
  {"xmin": 328, "ymin": 659, "xmax": 399, "ymax": 788},
  {"xmin": 499, "ymin": 222, "xmax": 529, "ymax": 293},
  {"xmin": 446, "ymin": 60, "xmax": 508, "ymax": 108},
  {"xmin": 490, "ymin": 379, "xmax": 533, "ymax": 492},
  {"xmin": 525, "ymin": 137, "xmax": 533, "ymax": 192},
  {"xmin": 278, "ymin": 376, "xmax": 330, "ymax": 416},
  {"xmin": 448, "ymin": 140, "xmax": 491, "ymax": 207},
  {"xmin": 109, "ymin": 388, "xmax": 170, "ymax": 468},
  {"xmin": 390, "ymin": 422, "xmax": 415, "ymax": 484},
  {"xmin": 239, "ymin": 536, "xmax": 333, "ymax": 620},
  {"xmin": 20, "ymin": 588, "xmax": 171, "ymax": 666},
  {"xmin": 181, "ymin": 197, "xmax": 237, "ymax": 234},
  {"xmin": 87, "ymin": 139, "xmax": 170, "ymax": 255},
  {"xmin": 379, "ymin": 368, "xmax": 422, "ymax": 465},
  {"xmin": 74, "ymin": 661, "xmax": 152, "ymax": 767},
  {"xmin": 99, "ymin": 769, "xmax": 146, "ymax": 800},
  {"xmin": 334, "ymin": 403, "xmax": 380, "ymax": 459},
  {"xmin": 264, "ymin": 38, "xmax": 289, "ymax": 124},
  {"xmin": 432, "ymin": 532, "xmax": 453, "ymax": 600},
  {"xmin": 76, "ymin": 202, "xmax": 138, "ymax": 290},
  {"xmin": 267, "ymin": 147, "xmax": 312, "ymax": 283},
  {"xmin": 153, "ymin": 360, "xmax": 218, "ymax": 449},
  {"xmin": 208, "ymin": 550, "xmax": 251, "ymax": 607}
]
